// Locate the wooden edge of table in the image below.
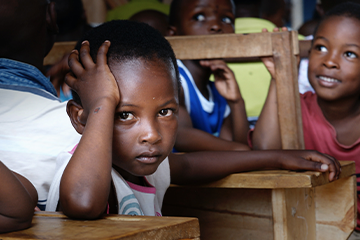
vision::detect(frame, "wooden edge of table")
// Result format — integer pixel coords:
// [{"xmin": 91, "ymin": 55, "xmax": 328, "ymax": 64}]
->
[
  {"xmin": 43, "ymin": 32, "xmax": 306, "ymax": 66},
  {"xmin": 34, "ymin": 211, "xmax": 199, "ymax": 222},
  {"xmin": 169, "ymin": 161, "xmax": 355, "ymax": 189}
]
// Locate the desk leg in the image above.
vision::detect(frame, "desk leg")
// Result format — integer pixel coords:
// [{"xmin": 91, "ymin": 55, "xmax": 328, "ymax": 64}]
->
[
  {"xmin": 272, "ymin": 188, "xmax": 316, "ymax": 240},
  {"xmin": 314, "ymin": 176, "xmax": 356, "ymax": 240}
]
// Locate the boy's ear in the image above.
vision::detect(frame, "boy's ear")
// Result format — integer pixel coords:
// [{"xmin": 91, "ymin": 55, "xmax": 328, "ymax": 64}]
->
[
  {"xmin": 67, "ymin": 100, "xmax": 86, "ymax": 135},
  {"xmin": 167, "ymin": 25, "xmax": 177, "ymax": 36},
  {"xmin": 46, "ymin": 1, "xmax": 59, "ymax": 34}
]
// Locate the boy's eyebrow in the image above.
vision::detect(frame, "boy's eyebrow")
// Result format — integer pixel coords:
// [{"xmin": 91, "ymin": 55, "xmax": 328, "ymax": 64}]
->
[
  {"xmin": 159, "ymin": 99, "xmax": 178, "ymax": 108},
  {"xmin": 119, "ymin": 99, "xmax": 178, "ymax": 108},
  {"xmin": 346, "ymin": 43, "xmax": 360, "ymax": 48}
]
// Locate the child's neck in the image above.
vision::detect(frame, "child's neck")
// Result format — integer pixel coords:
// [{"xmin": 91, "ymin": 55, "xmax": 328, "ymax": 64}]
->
[
  {"xmin": 317, "ymin": 96, "xmax": 360, "ymax": 121},
  {"xmin": 182, "ymin": 60, "xmax": 212, "ymax": 100},
  {"xmin": 317, "ymin": 95, "xmax": 360, "ymax": 146},
  {"xmin": 112, "ymin": 165, "xmax": 148, "ymax": 186}
]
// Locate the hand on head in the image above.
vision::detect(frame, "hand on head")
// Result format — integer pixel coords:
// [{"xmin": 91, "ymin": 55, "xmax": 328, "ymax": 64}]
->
[
  {"xmin": 199, "ymin": 59, "xmax": 241, "ymax": 102},
  {"xmin": 65, "ymin": 40, "xmax": 120, "ymax": 120}
]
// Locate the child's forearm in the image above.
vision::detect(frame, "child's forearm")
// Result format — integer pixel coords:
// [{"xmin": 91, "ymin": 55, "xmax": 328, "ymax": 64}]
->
[
  {"xmin": 60, "ymin": 99, "xmax": 115, "ymax": 219},
  {"xmin": 175, "ymin": 127, "xmax": 250, "ymax": 151},
  {"xmin": 252, "ymin": 79, "xmax": 281, "ymax": 149},
  {"xmin": 169, "ymin": 150, "xmax": 340, "ymax": 185},
  {"xmin": 0, "ymin": 162, "xmax": 35, "ymax": 233},
  {"xmin": 226, "ymin": 98, "xmax": 249, "ymax": 145}
]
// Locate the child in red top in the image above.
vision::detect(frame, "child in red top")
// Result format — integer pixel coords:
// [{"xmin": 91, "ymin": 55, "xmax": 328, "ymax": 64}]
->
[{"xmin": 252, "ymin": 2, "xmax": 360, "ymax": 233}]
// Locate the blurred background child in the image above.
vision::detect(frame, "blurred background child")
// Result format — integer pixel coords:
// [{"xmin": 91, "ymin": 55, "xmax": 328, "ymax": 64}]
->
[{"xmin": 168, "ymin": 0, "xmax": 250, "ymax": 152}]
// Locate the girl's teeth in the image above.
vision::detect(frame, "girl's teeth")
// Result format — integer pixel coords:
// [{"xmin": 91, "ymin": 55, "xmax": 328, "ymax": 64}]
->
[{"xmin": 319, "ymin": 76, "xmax": 340, "ymax": 82}]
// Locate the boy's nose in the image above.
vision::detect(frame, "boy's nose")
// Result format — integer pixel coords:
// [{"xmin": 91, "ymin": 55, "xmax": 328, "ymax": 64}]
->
[
  {"xmin": 138, "ymin": 120, "xmax": 162, "ymax": 145},
  {"xmin": 323, "ymin": 53, "xmax": 339, "ymax": 69},
  {"xmin": 209, "ymin": 20, "xmax": 222, "ymax": 33}
]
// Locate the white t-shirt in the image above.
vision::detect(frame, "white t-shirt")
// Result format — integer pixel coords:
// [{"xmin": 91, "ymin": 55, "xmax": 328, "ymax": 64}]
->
[
  {"xmin": 0, "ymin": 88, "xmax": 81, "ymax": 209},
  {"xmin": 177, "ymin": 60, "xmax": 230, "ymax": 118},
  {"xmin": 46, "ymin": 147, "xmax": 170, "ymax": 216}
]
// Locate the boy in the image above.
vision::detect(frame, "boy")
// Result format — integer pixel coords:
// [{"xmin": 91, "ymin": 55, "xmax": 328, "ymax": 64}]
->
[
  {"xmin": 46, "ymin": 20, "xmax": 340, "ymax": 219},
  {"xmin": 168, "ymin": 0, "xmax": 250, "ymax": 151}
]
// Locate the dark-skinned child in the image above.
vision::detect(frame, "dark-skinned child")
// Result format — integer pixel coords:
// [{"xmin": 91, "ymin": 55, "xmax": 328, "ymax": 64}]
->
[
  {"xmin": 0, "ymin": 161, "xmax": 37, "ymax": 233},
  {"xmin": 0, "ymin": 0, "xmax": 81, "ymax": 210},
  {"xmin": 167, "ymin": 0, "xmax": 251, "ymax": 152},
  {"xmin": 251, "ymin": 2, "xmax": 360, "ymax": 236},
  {"xmin": 45, "ymin": 20, "xmax": 340, "ymax": 219}
]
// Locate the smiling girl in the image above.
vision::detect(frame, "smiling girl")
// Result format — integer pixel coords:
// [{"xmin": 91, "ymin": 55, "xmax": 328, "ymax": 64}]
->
[{"xmin": 252, "ymin": 2, "xmax": 360, "ymax": 234}]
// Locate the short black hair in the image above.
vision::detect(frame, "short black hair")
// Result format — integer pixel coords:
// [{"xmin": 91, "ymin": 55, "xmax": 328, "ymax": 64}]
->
[
  {"xmin": 72, "ymin": 20, "xmax": 180, "ymax": 105},
  {"xmin": 313, "ymin": 2, "xmax": 360, "ymax": 37}
]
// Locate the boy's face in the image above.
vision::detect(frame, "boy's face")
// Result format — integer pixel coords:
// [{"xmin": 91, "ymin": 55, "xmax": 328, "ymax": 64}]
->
[
  {"xmin": 173, "ymin": 0, "xmax": 235, "ymax": 36},
  {"xmin": 308, "ymin": 16, "xmax": 360, "ymax": 101},
  {"xmin": 109, "ymin": 58, "xmax": 179, "ymax": 177}
]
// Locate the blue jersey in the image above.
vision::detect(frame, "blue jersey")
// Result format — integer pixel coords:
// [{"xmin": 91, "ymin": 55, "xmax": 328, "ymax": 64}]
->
[{"xmin": 178, "ymin": 63, "xmax": 228, "ymax": 136}]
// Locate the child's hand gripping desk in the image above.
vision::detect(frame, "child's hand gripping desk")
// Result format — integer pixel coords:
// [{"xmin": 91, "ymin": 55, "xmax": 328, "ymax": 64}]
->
[
  {"xmin": 163, "ymin": 30, "xmax": 356, "ymax": 240},
  {"xmin": 45, "ymin": 20, "xmax": 345, "ymax": 239}
]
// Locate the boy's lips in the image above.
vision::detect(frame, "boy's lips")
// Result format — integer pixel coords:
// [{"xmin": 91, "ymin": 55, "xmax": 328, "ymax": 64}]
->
[
  {"xmin": 317, "ymin": 75, "xmax": 341, "ymax": 87},
  {"xmin": 135, "ymin": 151, "xmax": 161, "ymax": 164}
]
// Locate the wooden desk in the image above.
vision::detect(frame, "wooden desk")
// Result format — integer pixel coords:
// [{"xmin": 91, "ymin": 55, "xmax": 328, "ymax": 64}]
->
[
  {"xmin": 163, "ymin": 161, "xmax": 356, "ymax": 240},
  {"xmin": 0, "ymin": 212, "xmax": 200, "ymax": 240}
]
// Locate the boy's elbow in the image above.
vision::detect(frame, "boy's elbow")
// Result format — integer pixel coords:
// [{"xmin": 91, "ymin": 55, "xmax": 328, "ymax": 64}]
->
[
  {"xmin": 60, "ymin": 195, "xmax": 105, "ymax": 220},
  {"xmin": 0, "ymin": 213, "xmax": 34, "ymax": 233}
]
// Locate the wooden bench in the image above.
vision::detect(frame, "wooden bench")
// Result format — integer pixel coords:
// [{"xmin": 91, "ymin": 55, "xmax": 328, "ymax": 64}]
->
[{"xmin": 0, "ymin": 211, "xmax": 200, "ymax": 239}]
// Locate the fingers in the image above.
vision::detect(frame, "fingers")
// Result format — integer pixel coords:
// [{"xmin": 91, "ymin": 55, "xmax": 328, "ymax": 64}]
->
[
  {"xmin": 68, "ymin": 49, "xmax": 84, "ymax": 78},
  {"xmin": 304, "ymin": 151, "xmax": 341, "ymax": 181},
  {"xmin": 64, "ymin": 72, "xmax": 77, "ymax": 89},
  {"xmin": 199, "ymin": 60, "xmax": 230, "ymax": 73},
  {"xmin": 78, "ymin": 41, "xmax": 96, "ymax": 69},
  {"xmin": 96, "ymin": 40, "xmax": 111, "ymax": 66}
]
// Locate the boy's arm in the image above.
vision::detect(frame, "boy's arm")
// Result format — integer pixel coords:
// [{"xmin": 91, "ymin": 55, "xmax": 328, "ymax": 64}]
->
[
  {"xmin": 175, "ymin": 104, "xmax": 250, "ymax": 151},
  {"xmin": 251, "ymin": 77, "xmax": 282, "ymax": 149},
  {"xmin": 0, "ymin": 161, "xmax": 37, "ymax": 233},
  {"xmin": 200, "ymin": 60, "xmax": 249, "ymax": 144},
  {"xmin": 169, "ymin": 150, "xmax": 341, "ymax": 185},
  {"xmin": 59, "ymin": 41, "xmax": 120, "ymax": 219}
]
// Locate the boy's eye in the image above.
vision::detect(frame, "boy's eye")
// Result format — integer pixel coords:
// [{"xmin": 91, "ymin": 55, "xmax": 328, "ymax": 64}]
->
[
  {"xmin": 158, "ymin": 109, "xmax": 173, "ymax": 117},
  {"xmin": 118, "ymin": 112, "xmax": 135, "ymax": 121},
  {"xmin": 222, "ymin": 16, "xmax": 232, "ymax": 24},
  {"xmin": 344, "ymin": 51, "xmax": 357, "ymax": 59},
  {"xmin": 194, "ymin": 14, "xmax": 205, "ymax": 21},
  {"xmin": 315, "ymin": 45, "xmax": 327, "ymax": 52}
]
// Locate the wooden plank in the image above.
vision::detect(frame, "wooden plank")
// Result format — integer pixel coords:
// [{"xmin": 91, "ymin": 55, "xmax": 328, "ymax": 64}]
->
[
  {"xmin": 299, "ymin": 40, "xmax": 312, "ymax": 58},
  {"xmin": 272, "ymin": 31, "xmax": 304, "ymax": 149},
  {"xmin": 43, "ymin": 41, "xmax": 76, "ymax": 66},
  {"xmin": 272, "ymin": 188, "xmax": 316, "ymax": 240},
  {"xmin": 163, "ymin": 188, "xmax": 274, "ymax": 240},
  {"xmin": 0, "ymin": 211, "xmax": 200, "ymax": 240},
  {"xmin": 169, "ymin": 161, "xmax": 354, "ymax": 189},
  {"xmin": 315, "ymin": 176, "xmax": 356, "ymax": 240},
  {"xmin": 166, "ymin": 33, "xmax": 273, "ymax": 59}
]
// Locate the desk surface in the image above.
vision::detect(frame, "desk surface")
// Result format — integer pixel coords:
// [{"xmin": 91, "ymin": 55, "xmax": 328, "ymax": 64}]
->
[
  {"xmin": 0, "ymin": 212, "xmax": 200, "ymax": 240},
  {"xmin": 171, "ymin": 161, "xmax": 355, "ymax": 189}
]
